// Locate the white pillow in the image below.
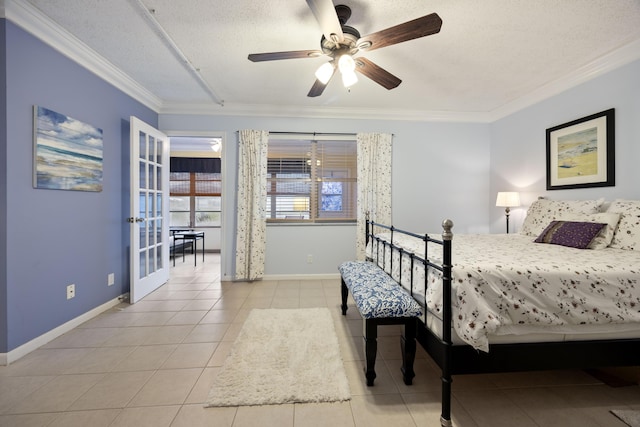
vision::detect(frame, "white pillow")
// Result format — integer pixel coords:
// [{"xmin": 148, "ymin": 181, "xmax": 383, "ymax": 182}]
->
[
  {"xmin": 607, "ymin": 200, "xmax": 640, "ymax": 250},
  {"xmin": 559, "ymin": 212, "xmax": 621, "ymax": 249},
  {"xmin": 520, "ymin": 199, "xmax": 603, "ymax": 237}
]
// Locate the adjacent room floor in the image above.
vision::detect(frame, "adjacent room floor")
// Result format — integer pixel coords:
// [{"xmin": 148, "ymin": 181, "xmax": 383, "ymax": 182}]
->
[{"xmin": 1, "ymin": 253, "xmax": 639, "ymax": 426}]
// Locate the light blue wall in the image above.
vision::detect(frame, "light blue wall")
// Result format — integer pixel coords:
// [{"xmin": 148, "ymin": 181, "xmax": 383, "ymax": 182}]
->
[
  {"xmin": 2, "ymin": 20, "xmax": 157, "ymax": 352},
  {"xmin": 490, "ymin": 59, "xmax": 640, "ymax": 233},
  {"xmin": 159, "ymin": 114, "xmax": 491, "ymax": 279},
  {"xmin": 0, "ymin": 19, "xmax": 8, "ymax": 353}
]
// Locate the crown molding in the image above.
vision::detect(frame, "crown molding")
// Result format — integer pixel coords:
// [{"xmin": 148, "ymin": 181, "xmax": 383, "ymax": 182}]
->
[
  {"xmin": 488, "ymin": 38, "xmax": 640, "ymax": 122},
  {"xmin": 159, "ymin": 101, "xmax": 492, "ymax": 123},
  {"xmin": 4, "ymin": 0, "xmax": 162, "ymax": 112}
]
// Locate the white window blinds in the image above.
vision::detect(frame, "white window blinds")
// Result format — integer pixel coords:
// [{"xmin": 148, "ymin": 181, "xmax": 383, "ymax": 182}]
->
[{"xmin": 267, "ymin": 136, "xmax": 357, "ymax": 222}]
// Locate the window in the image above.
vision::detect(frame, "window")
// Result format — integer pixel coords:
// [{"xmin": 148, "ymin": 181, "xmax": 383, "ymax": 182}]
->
[
  {"xmin": 169, "ymin": 157, "xmax": 221, "ymax": 227},
  {"xmin": 266, "ymin": 136, "xmax": 357, "ymax": 222}
]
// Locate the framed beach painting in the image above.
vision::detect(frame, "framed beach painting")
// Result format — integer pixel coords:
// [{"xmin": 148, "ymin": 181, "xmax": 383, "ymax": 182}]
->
[
  {"xmin": 33, "ymin": 106, "xmax": 103, "ymax": 192},
  {"xmin": 546, "ymin": 108, "xmax": 615, "ymax": 190}
]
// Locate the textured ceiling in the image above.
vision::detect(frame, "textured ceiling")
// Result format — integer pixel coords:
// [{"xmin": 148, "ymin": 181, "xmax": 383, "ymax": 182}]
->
[{"xmin": 15, "ymin": 0, "xmax": 640, "ymax": 118}]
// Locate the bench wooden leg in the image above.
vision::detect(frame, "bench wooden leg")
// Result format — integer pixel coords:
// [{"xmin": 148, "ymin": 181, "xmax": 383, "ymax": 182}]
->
[
  {"xmin": 340, "ymin": 278, "xmax": 349, "ymax": 315},
  {"xmin": 400, "ymin": 318, "xmax": 417, "ymax": 385},
  {"xmin": 362, "ymin": 317, "xmax": 417, "ymax": 387},
  {"xmin": 364, "ymin": 318, "xmax": 377, "ymax": 386}
]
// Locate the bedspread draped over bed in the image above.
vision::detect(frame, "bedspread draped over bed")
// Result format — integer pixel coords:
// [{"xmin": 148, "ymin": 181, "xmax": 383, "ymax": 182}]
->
[{"xmin": 368, "ymin": 233, "xmax": 640, "ymax": 352}]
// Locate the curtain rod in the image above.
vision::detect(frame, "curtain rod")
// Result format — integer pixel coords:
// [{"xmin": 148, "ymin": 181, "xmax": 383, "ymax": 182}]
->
[
  {"xmin": 268, "ymin": 131, "xmax": 356, "ymax": 136},
  {"xmin": 235, "ymin": 131, "xmax": 394, "ymax": 137},
  {"xmin": 235, "ymin": 131, "xmax": 357, "ymax": 137}
]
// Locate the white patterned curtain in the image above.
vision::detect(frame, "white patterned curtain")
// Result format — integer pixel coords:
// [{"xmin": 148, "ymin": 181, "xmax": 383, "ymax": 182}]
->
[
  {"xmin": 235, "ymin": 130, "xmax": 268, "ymax": 281},
  {"xmin": 356, "ymin": 132, "xmax": 392, "ymax": 260}
]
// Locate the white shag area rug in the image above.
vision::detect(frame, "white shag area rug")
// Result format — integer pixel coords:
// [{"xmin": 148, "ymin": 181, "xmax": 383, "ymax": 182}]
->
[
  {"xmin": 611, "ymin": 409, "xmax": 640, "ymax": 427},
  {"xmin": 205, "ymin": 307, "xmax": 351, "ymax": 407}
]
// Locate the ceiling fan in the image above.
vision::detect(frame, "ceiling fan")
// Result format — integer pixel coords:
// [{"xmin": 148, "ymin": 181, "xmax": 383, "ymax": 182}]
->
[{"xmin": 248, "ymin": 0, "xmax": 442, "ymax": 97}]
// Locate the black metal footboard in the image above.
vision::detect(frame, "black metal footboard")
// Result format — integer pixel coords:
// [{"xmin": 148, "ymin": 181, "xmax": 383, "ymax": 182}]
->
[{"xmin": 365, "ymin": 215, "xmax": 454, "ymax": 426}]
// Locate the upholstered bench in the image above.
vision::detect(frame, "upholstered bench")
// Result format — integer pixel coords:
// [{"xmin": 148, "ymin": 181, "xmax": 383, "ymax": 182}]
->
[{"xmin": 338, "ymin": 260, "xmax": 422, "ymax": 386}]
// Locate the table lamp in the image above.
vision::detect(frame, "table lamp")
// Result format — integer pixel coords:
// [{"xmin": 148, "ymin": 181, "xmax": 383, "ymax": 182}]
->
[{"xmin": 496, "ymin": 192, "xmax": 520, "ymax": 233}]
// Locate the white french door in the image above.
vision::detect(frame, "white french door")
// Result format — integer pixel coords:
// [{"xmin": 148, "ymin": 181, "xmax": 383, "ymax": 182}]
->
[{"xmin": 128, "ymin": 117, "xmax": 170, "ymax": 303}]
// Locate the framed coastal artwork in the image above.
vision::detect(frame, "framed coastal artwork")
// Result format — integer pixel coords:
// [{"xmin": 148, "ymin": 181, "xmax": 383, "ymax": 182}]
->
[
  {"xmin": 33, "ymin": 106, "xmax": 103, "ymax": 192},
  {"xmin": 546, "ymin": 108, "xmax": 615, "ymax": 190}
]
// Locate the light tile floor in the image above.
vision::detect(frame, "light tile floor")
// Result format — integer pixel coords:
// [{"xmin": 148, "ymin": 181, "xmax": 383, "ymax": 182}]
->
[{"xmin": 1, "ymin": 253, "xmax": 639, "ymax": 426}]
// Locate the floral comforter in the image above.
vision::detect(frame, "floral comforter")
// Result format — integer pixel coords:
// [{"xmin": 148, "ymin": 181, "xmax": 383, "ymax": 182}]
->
[{"xmin": 369, "ymin": 233, "xmax": 640, "ymax": 352}]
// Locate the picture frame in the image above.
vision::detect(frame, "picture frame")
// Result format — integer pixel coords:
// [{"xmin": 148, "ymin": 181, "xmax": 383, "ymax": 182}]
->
[
  {"xmin": 546, "ymin": 108, "xmax": 614, "ymax": 190},
  {"xmin": 33, "ymin": 106, "xmax": 103, "ymax": 192}
]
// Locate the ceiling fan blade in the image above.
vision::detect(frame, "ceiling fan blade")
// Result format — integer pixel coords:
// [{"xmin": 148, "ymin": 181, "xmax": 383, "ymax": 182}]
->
[
  {"xmin": 306, "ymin": 0, "xmax": 344, "ymax": 43},
  {"xmin": 354, "ymin": 57, "xmax": 401, "ymax": 90},
  {"xmin": 357, "ymin": 13, "xmax": 442, "ymax": 52},
  {"xmin": 248, "ymin": 50, "xmax": 322, "ymax": 62},
  {"xmin": 307, "ymin": 80, "xmax": 328, "ymax": 97},
  {"xmin": 307, "ymin": 68, "xmax": 336, "ymax": 97}
]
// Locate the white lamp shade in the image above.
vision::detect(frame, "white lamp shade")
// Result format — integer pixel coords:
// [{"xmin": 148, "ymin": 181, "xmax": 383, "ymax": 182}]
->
[
  {"xmin": 341, "ymin": 70, "xmax": 358, "ymax": 88},
  {"xmin": 496, "ymin": 192, "xmax": 521, "ymax": 207},
  {"xmin": 338, "ymin": 54, "xmax": 356, "ymax": 73},
  {"xmin": 314, "ymin": 62, "xmax": 334, "ymax": 84}
]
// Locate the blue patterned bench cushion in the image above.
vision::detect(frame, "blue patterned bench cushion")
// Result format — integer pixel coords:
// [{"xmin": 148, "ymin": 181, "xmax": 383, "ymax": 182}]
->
[{"xmin": 339, "ymin": 261, "xmax": 422, "ymax": 319}]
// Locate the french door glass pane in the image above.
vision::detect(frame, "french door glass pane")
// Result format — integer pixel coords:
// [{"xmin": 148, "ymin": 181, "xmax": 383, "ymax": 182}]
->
[
  {"xmin": 139, "ymin": 250, "xmax": 146, "ymax": 278},
  {"xmin": 139, "ymin": 161, "xmax": 146, "ymax": 189},
  {"xmin": 156, "ymin": 244, "xmax": 163, "ymax": 270},
  {"xmin": 149, "ymin": 247, "xmax": 155, "ymax": 274},
  {"xmin": 156, "ymin": 137, "xmax": 162, "ymax": 164},
  {"xmin": 139, "ymin": 193, "xmax": 146, "ymax": 219},
  {"xmin": 139, "ymin": 131, "xmax": 146, "ymax": 159},
  {"xmin": 148, "ymin": 164, "xmax": 154, "ymax": 192},
  {"xmin": 139, "ymin": 222, "xmax": 147, "ymax": 248},
  {"xmin": 149, "ymin": 220, "xmax": 155, "ymax": 245},
  {"xmin": 156, "ymin": 165, "xmax": 162, "ymax": 191},
  {"xmin": 149, "ymin": 136, "xmax": 155, "ymax": 163},
  {"xmin": 157, "ymin": 219, "xmax": 163, "ymax": 244}
]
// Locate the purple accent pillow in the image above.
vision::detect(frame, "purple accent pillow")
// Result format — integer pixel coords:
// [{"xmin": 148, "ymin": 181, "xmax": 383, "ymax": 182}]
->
[{"xmin": 534, "ymin": 221, "xmax": 606, "ymax": 249}]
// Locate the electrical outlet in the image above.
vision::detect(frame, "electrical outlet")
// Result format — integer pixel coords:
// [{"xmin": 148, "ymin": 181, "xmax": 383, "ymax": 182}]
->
[
  {"xmin": 307, "ymin": 254, "xmax": 313, "ymax": 264},
  {"xmin": 108, "ymin": 273, "xmax": 115, "ymax": 286},
  {"xmin": 66, "ymin": 284, "xmax": 75, "ymax": 300}
]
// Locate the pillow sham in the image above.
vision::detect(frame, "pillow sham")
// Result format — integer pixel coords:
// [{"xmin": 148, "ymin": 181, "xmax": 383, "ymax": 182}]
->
[
  {"xmin": 559, "ymin": 212, "xmax": 621, "ymax": 249},
  {"xmin": 607, "ymin": 200, "xmax": 640, "ymax": 250},
  {"xmin": 534, "ymin": 221, "xmax": 606, "ymax": 249},
  {"xmin": 520, "ymin": 198, "xmax": 603, "ymax": 237}
]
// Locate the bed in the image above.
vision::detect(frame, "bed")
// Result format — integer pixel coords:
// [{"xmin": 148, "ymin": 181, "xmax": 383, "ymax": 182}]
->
[{"xmin": 364, "ymin": 198, "xmax": 640, "ymax": 427}]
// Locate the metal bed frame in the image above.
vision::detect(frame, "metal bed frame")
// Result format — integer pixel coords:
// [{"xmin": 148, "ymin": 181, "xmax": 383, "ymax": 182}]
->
[{"xmin": 365, "ymin": 217, "xmax": 640, "ymax": 427}]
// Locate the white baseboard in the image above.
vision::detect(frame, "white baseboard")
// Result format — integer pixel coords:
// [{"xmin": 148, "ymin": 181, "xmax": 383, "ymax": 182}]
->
[
  {"xmin": 262, "ymin": 273, "xmax": 340, "ymax": 281},
  {"xmin": 0, "ymin": 295, "xmax": 126, "ymax": 365},
  {"xmin": 224, "ymin": 273, "xmax": 340, "ymax": 283}
]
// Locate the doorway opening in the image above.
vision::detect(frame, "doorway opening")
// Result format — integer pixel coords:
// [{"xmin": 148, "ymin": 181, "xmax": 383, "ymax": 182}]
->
[{"xmin": 168, "ymin": 135, "xmax": 224, "ymax": 273}]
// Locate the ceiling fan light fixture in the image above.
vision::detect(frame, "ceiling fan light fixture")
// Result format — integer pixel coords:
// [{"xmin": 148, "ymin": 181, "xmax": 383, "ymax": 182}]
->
[
  {"xmin": 315, "ymin": 62, "xmax": 335, "ymax": 84},
  {"xmin": 248, "ymin": 3, "xmax": 443, "ymax": 98},
  {"xmin": 341, "ymin": 69, "xmax": 358, "ymax": 88}
]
